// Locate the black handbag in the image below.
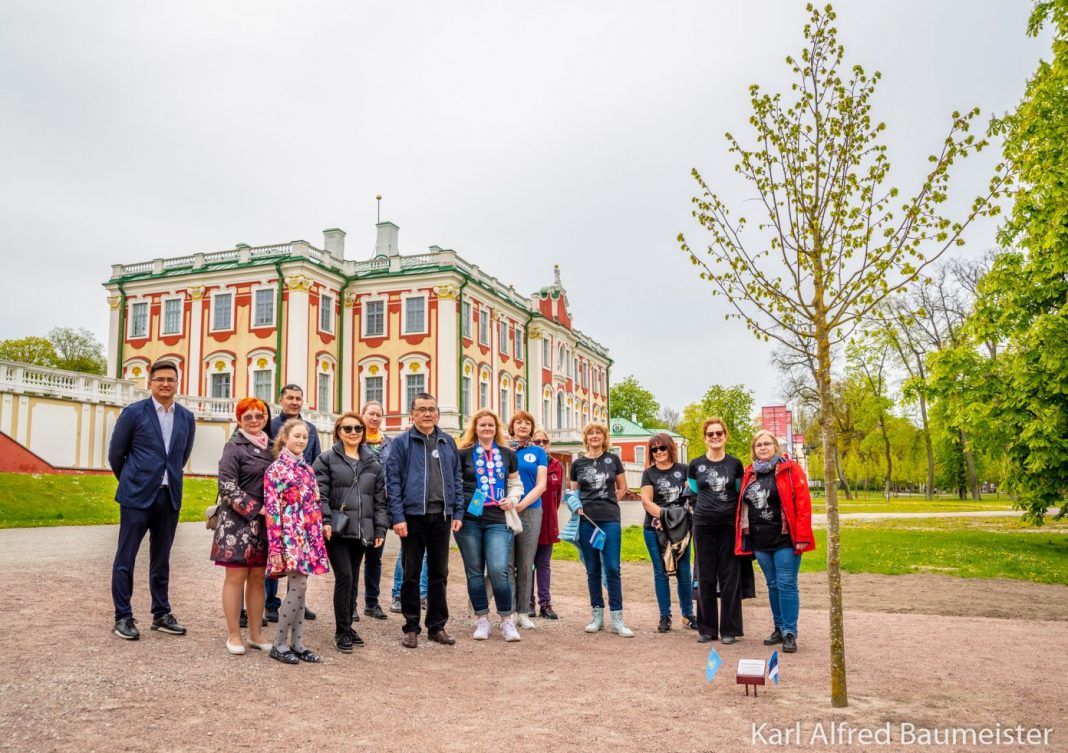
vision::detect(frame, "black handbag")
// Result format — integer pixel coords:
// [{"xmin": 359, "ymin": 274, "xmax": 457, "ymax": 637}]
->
[{"xmin": 330, "ymin": 507, "xmax": 349, "ymax": 535}]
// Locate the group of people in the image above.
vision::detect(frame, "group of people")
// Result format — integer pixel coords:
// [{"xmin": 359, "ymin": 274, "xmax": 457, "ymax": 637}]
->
[{"xmin": 107, "ymin": 359, "xmax": 814, "ymax": 662}]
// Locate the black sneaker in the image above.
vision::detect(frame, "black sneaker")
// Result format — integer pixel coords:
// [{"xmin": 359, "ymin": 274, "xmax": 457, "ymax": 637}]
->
[
  {"xmin": 113, "ymin": 617, "xmax": 139, "ymax": 640},
  {"xmin": 365, "ymin": 604, "xmax": 387, "ymax": 620},
  {"xmin": 239, "ymin": 609, "xmax": 248, "ymax": 629},
  {"xmin": 150, "ymin": 613, "xmax": 187, "ymax": 635},
  {"xmin": 335, "ymin": 632, "xmax": 354, "ymax": 653},
  {"xmin": 304, "ymin": 607, "xmax": 317, "ymax": 621},
  {"xmin": 657, "ymin": 616, "xmax": 672, "ymax": 633},
  {"xmin": 697, "ymin": 633, "xmax": 717, "ymax": 643},
  {"xmin": 680, "ymin": 615, "xmax": 699, "ymax": 631},
  {"xmin": 721, "ymin": 635, "xmax": 738, "ymax": 645},
  {"xmin": 764, "ymin": 628, "xmax": 784, "ymax": 645},
  {"xmin": 350, "ymin": 628, "xmax": 365, "ymax": 647},
  {"xmin": 783, "ymin": 633, "xmax": 797, "ymax": 653}
]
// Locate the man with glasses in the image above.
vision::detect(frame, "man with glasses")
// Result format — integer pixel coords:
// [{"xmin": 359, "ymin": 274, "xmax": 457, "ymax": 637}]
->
[
  {"xmin": 108, "ymin": 360, "xmax": 196, "ymax": 640},
  {"xmin": 384, "ymin": 393, "xmax": 465, "ymax": 648}
]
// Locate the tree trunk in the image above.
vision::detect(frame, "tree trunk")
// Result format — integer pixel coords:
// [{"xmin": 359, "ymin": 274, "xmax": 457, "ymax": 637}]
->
[
  {"xmin": 833, "ymin": 446, "xmax": 853, "ymax": 500},
  {"xmin": 961, "ymin": 429, "xmax": 980, "ymax": 500},
  {"xmin": 918, "ymin": 391, "xmax": 934, "ymax": 500},
  {"xmin": 817, "ymin": 323, "xmax": 848, "ymax": 707},
  {"xmin": 879, "ymin": 413, "xmax": 892, "ymax": 502}
]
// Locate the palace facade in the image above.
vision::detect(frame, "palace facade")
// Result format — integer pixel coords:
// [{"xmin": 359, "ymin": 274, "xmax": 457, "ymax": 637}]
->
[{"xmin": 102, "ymin": 221, "xmax": 612, "ymax": 449}]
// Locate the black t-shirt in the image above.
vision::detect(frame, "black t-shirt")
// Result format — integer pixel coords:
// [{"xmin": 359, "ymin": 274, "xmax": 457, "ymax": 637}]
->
[
  {"xmin": 640, "ymin": 463, "xmax": 688, "ymax": 529},
  {"xmin": 418, "ymin": 434, "xmax": 445, "ymax": 515},
  {"xmin": 458, "ymin": 445, "xmax": 518, "ymax": 524},
  {"xmin": 688, "ymin": 455, "xmax": 745, "ymax": 525},
  {"xmin": 744, "ymin": 471, "xmax": 792, "ymax": 551},
  {"xmin": 569, "ymin": 453, "xmax": 626, "ymax": 523}
]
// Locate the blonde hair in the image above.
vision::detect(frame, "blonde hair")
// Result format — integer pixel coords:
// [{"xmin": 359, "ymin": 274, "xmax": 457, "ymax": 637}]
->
[
  {"xmin": 581, "ymin": 422, "xmax": 612, "ymax": 452},
  {"xmin": 750, "ymin": 429, "xmax": 781, "ymax": 460},
  {"xmin": 701, "ymin": 416, "xmax": 730, "ymax": 441},
  {"xmin": 457, "ymin": 409, "xmax": 506, "ymax": 449},
  {"xmin": 273, "ymin": 418, "xmax": 308, "ymax": 457}
]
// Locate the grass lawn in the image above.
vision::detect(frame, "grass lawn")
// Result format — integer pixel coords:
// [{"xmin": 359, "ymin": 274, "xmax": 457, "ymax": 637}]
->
[
  {"xmin": 809, "ymin": 493, "xmax": 1015, "ymax": 515},
  {"xmin": 0, "ymin": 472, "xmax": 218, "ymax": 527},
  {"xmin": 552, "ymin": 517, "xmax": 1068, "ymax": 586}
]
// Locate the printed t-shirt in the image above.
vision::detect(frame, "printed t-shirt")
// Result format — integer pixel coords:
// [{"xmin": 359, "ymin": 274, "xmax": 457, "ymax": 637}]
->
[{"xmin": 569, "ymin": 452, "xmax": 626, "ymax": 524}]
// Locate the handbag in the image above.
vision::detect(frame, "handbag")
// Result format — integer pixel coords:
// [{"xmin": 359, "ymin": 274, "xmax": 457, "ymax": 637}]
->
[
  {"xmin": 205, "ymin": 496, "xmax": 224, "ymax": 530},
  {"xmin": 330, "ymin": 507, "xmax": 349, "ymax": 536}
]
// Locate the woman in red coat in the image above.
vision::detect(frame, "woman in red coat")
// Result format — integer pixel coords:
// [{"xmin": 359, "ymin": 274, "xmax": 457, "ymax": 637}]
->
[
  {"xmin": 529, "ymin": 429, "xmax": 563, "ymax": 619},
  {"xmin": 735, "ymin": 430, "xmax": 814, "ymax": 654}
]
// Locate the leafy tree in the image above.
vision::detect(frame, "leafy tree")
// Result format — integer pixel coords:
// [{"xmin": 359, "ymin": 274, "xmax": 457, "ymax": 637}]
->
[
  {"xmin": 678, "ymin": 4, "xmax": 1003, "ymax": 706},
  {"xmin": 609, "ymin": 375, "xmax": 661, "ymax": 428},
  {"xmin": 930, "ymin": 2, "xmax": 1068, "ymax": 523},
  {"xmin": 846, "ymin": 340, "xmax": 894, "ymax": 501},
  {"xmin": 0, "ymin": 336, "xmax": 58, "ymax": 367},
  {"xmin": 677, "ymin": 384, "xmax": 755, "ymax": 461},
  {"xmin": 48, "ymin": 327, "xmax": 106, "ymax": 375},
  {"xmin": 657, "ymin": 406, "xmax": 682, "ymax": 432}
]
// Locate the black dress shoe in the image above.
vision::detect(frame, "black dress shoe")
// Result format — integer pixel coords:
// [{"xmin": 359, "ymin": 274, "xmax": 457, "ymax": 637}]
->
[
  {"xmin": 401, "ymin": 632, "xmax": 418, "ymax": 649},
  {"xmin": 657, "ymin": 616, "xmax": 672, "ymax": 633},
  {"xmin": 239, "ymin": 609, "xmax": 248, "ymax": 629},
  {"xmin": 265, "ymin": 607, "xmax": 279, "ymax": 623},
  {"xmin": 721, "ymin": 635, "xmax": 738, "ymax": 645},
  {"xmin": 113, "ymin": 617, "xmax": 139, "ymax": 640},
  {"xmin": 294, "ymin": 648, "xmax": 321, "ymax": 663},
  {"xmin": 428, "ymin": 629, "xmax": 456, "ymax": 646},
  {"xmin": 783, "ymin": 633, "xmax": 798, "ymax": 653},
  {"xmin": 365, "ymin": 604, "xmax": 387, "ymax": 620},
  {"xmin": 335, "ymin": 633, "xmax": 354, "ymax": 653},
  {"xmin": 351, "ymin": 609, "xmax": 361, "ymax": 622},
  {"xmin": 697, "ymin": 633, "xmax": 717, "ymax": 643},
  {"xmin": 269, "ymin": 647, "xmax": 300, "ymax": 665},
  {"xmin": 764, "ymin": 628, "xmax": 784, "ymax": 645},
  {"xmin": 350, "ymin": 628, "xmax": 365, "ymax": 647},
  {"xmin": 304, "ymin": 607, "xmax": 317, "ymax": 621},
  {"xmin": 540, "ymin": 606, "xmax": 559, "ymax": 620},
  {"xmin": 150, "ymin": 613, "xmax": 187, "ymax": 635}
]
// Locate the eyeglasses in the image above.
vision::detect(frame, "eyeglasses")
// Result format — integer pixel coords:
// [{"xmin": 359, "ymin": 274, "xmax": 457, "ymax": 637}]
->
[
  {"xmin": 532, "ymin": 439, "xmax": 549, "ymax": 446},
  {"xmin": 754, "ymin": 441, "xmax": 776, "ymax": 448},
  {"xmin": 412, "ymin": 406, "xmax": 439, "ymax": 415},
  {"xmin": 241, "ymin": 413, "xmax": 266, "ymax": 421},
  {"xmin": 340, "ymin": 425, "xmax": 365, "ymax": 434},
  {"xmin": 650, "ymin": 445, "xmax": 669, "ymax": 453},
  {"xmin": 151, "ymin": 377, "xmax": 178, "ymax": 384},
  {"xmin": 705, "ymin": 430, "xmax": 725, "ymax": 438}
]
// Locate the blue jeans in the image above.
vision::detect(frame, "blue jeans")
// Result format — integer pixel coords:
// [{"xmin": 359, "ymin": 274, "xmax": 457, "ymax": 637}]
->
[
  {"xmin": 754, "ymin": 546, "xmax": 802, "ymax": 637},
  {"xmin": 642, "ymin": 528, "xmax": 694, "ymax": 619},
  {"xmin": 454, "ymin": 517, "xmax": 515, "ymax": 615},
  {"xmin": 578, "ymin": 519, "xmax": 623, "ymax": 611},
  {"xmin": 391, "ymin": 550, "xmax": 428, "ymax": 600}
]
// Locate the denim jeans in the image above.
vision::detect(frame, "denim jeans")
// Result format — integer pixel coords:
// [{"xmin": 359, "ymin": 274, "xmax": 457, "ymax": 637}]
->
[
  {"xmin": 454, "ymin": 517, "xmax": 515, "ymax": 615},
  {"xmin": 391, "ymin": 550, "xmax": 428, "ymax": 600},
  {"xmin": 642, "ymin": 528, "xmax": 694, "ymax": 619},
  {"xmin": 577, "ymin": 519, "xmax": 623, "ymax": 611},
  {"xmin": 754, "ymin": 546, "xmax": 802, "ymax": 637}
]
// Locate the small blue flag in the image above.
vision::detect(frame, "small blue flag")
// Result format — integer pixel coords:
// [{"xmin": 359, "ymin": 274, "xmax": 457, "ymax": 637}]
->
[
  {"xmin": 768, "ymin": 650, "xmax": 779, "ymax": 685},
  {"xmin": 705, "ymin": 648, "xmax": 722, "ymax": 683},
  {"xmin": 467, "ymin": 489, "xmax": 487, "ymax": 516},
  {"xmin": 589, "ymin": 525, "xmax": 606, "ymax": 551}
]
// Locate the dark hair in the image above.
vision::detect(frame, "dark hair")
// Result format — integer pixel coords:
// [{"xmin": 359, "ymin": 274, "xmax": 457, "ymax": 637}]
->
[
  {"xmin": 279, "ymin": 383, "xmax": 304, "ymax": 398},
  {"xmin": 647, "ymin": 432, "xmax": 677, "ymax": 465},
  {"xmin": 149, "ymin": 360, "xmax": 178, "ymax": 377},
  {"xmin": 410, "ymin": 393, "xmax": 436, "ymax": 411},
  {"xmin": 332, "ymin": 412, "xmax": 366, "ymax": 445}
]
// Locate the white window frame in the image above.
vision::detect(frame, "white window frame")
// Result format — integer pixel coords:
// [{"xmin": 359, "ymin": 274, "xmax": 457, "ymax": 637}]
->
[
  {"xmin": 462, "ymin": 300, "xmax": 472, "ymax": 339},
  {"xmin": 358, "ymin": 356, "xmax": 388, "ymax": 409},
  {"xmin": 362, "ymin": 297, "xmax": 386, "ymax": 338},
  {"xmin": 404, "ymin": 372, "xmax": 426, "ymax": 414},
  {"xmin": 542, "ymin": 337, "xmax": 550, "ymax": 366},
  {"xmin": 515, "ymin": 328, "xmax": 524, "ymax": 360},
  {"xmin": 210, "ymin": 372, "xmax": 232, "ymax": 399},
  {"xmin": 364, "ymin": 374, "xmax": 384, "ymax": 405},
  {"xmin": 129, "ymin": 301, "xmax": 149, "ymax": 338},
  {"xmin": 479, "ymin": 369, "xmax": 490, "ymax": 408},
  {"xmin": 210, "ymin": 291, "xmax": 234, "ymax": 332},
  {"xmin": 317, "ymin": 371, "xmax": 333, "ymax": 413},
  {"xmin": 634, "ymin": 446, "xmax": 646, "ymax": 466},
  {"xmin": 478, "ymin": 308, "xmax": 490, "ymax": 346},
  {"xmin": 252, "ymin": 287, "xmax": 275, "ymax": 328},
  {"xmin": 319, "ymin": 293, "xmax": 335, "ymax": 334},
  {"xmin": 252, "ymin": 369, "xmax": 273, "ymax": 403},
  {"xmin": 500, "ymin": 377, "xmax": 511, "ymax": 424},
  {"xmin": 499, "ymin": 319, "xmax": 510, "ymax": 355},
  {"xmin": 160, "ymin": 296, "xmax": 183, "ymax": 336},
  {"xmin": 402, "ymin": 293, "xmax": 428, "ymax": 335}
]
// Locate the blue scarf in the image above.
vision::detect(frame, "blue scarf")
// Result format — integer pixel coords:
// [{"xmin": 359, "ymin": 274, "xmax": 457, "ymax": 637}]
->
[
  {"xmin": 474, "ymin": 443, "xmax": 507, "ymax": 503},
  {"xmin": 753, "ymin": 455, "xmax": 783, "ymax": 475}
]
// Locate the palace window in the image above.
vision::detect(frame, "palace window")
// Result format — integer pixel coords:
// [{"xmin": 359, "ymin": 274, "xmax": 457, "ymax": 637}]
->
[
  {"xmin": 210, "ymin": 372, "xmax": 231, "ymax": 399},
  {"xmin": 515, "ymin": 328, "xmax": 524, "ymax": 360},
  {"xmin": 161, "ymin": 298, "xmax": 182, "ymax": 336},
  {"xmin": 403, "ymin": 296, "xmax": 426, "ymax": 335},
  {"xmin": 405, "ymin": 373, "xmax": 425, "ymax": 414},
  {"xmin": 462, "ymin": 301, "xmax": 472, "ymax": 338},
  {"xmin": 499, "ymin": 320, "xmax": 509, "ymax": 355},
  {"xmin": 130, "ymin": 302, "xmax": 148, "ymax": 338},
  {"xmin": 479, "ymin": 309, "xmax": 490, "ymax": 346},
  {"xmin": 252, "ymin": 369, "xmax": 273, "ymax": 403},
  {"xmin": 364, "ymin": 299, "xmax": 385, "ymax": 337},
  {"xmin": 319, "ymin": 294, "xmax": 335, "ymax": 334},
  {"xmin": 253, "ymin": 289, "xmax": 274, "ymax": 328},
  {"xmin": 364, "ymin": 375, "xmax": 383, "ymax": 405},
  {"xmin": 317, "ymin": 371, "xmax": 333, "ymax": 413},
  {"xmin": 211, "ymin": 292, "xmax": 233, "ymax": 332}
]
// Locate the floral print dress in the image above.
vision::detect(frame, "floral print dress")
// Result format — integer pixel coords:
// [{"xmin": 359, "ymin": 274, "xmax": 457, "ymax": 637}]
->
[
  {"xmin": 211, "ymin": 433, "xmax": 271, "ymax": 567},
  {"xmin": 263, "ymin": 450, "xmax": 330, "ymax": 577}
]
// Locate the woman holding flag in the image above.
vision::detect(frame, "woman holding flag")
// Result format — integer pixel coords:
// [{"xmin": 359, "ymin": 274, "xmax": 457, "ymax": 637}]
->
[
  {"xmin": 569, "ymin": 422, "xmax": 631, "ymax": 637},
  {"xmin": 455, "ymin": 410, "xmax": 523, "ymax": 642}
]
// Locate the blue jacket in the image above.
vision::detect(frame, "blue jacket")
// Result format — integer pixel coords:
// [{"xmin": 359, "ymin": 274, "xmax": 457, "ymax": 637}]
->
[
  {"xmin": 268, "ymin": 413, "xmax": 321, "ymax": 464},
  {"xmin": 384, "ymin": 426, "xmax": 464, "ymax": 523},
  {"xmin": 108, "ymin": 398, "xmax": 196, "ymax": 510}
]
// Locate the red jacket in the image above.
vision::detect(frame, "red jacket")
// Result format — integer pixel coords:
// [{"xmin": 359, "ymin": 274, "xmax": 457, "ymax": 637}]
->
[
  {"xmin": 735, "ymin": 455, "xmax": 815, "ymax": 556},
  {"xmin": 538, "ymin": 456, "xmax": 564, "ymax": 545}
]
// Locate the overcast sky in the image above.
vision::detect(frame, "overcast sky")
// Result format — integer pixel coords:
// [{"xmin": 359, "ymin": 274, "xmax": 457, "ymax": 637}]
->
[{"xmin": 0, "ymin": 1, "xmax": 1049, "ymax": 413}]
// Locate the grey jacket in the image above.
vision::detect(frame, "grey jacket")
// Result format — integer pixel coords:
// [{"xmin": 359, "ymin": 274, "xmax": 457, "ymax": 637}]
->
[{"xmin": 312, "ymin": 442, "xmax": 388, "ymax": 543}]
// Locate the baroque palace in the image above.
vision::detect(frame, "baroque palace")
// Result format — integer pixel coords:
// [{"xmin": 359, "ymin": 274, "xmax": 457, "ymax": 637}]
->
[{"xmin": 101, "ymin": 221, "xmax": 612, "ymax": 454}]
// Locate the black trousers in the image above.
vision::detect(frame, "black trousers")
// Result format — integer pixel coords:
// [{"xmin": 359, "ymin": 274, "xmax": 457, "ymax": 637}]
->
[
  {"xmin": 111, "ymin": 488, "xmax": 180, "ymax": 621},
  {"xmin": 693, "ymin": 521, "xmax": 744, "ymax": 639},
  {"xmin": 400, "ymin": 514, "xmax": 451, "ymax": 635},
  {"xmin": 326, "ymin": 537, "xmax": 366, "ymax": 635},
  {"xmin": 351, "ymin": 540, "xmax": 384, "ymax": 609}
]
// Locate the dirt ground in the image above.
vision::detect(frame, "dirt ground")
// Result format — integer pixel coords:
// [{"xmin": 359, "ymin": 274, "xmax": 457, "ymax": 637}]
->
[{"xmin": 1, "ymin": 523, "xmax": 1065, "ymax": 753}]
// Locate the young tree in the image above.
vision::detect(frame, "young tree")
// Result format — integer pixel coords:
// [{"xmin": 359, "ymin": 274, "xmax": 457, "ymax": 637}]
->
[
  {"xmin": 678, "ymin": 4, "xmax": 1003, "ymax": 706},
  {"xmin": 608, "ymin": 375, "xmax": 661, "ymax": 428},
  {"xmin": 48, "ymin": 327, "xmax": 107, "ymax": 375},
  {"xmin": 846, "ymin": 340, "xmax": 894, "ymax": 501}
]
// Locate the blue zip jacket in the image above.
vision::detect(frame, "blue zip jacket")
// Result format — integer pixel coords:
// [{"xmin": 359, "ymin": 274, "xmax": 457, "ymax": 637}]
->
[{"xmin": 385, "ymin": 426, "xmax": 464, "ymax": 523}]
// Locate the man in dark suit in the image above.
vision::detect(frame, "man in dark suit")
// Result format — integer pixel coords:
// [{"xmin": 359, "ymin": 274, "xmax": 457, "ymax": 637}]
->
[{"xmin": 108, "ymin": 360, "xmax": 196, "ymax": 640}]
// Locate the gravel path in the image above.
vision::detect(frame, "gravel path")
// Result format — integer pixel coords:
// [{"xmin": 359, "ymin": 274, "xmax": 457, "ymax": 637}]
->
[{"xmin": 1, "ymin": 523, "xmax": 1065, "ymax": 753}]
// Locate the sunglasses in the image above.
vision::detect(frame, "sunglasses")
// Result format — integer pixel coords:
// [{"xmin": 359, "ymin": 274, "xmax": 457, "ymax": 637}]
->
[
  {"xmin": 650, "ymin": 445, "xmax": 669, "ymax": 453},
  {"xmin": 705, "ymin": 430, "xmax": 725, "ymax": 438},
  {"xmin": 532, "ymin": 439, "xmax": 549, "ymax": 446},
  {"xmin": 241, "ymin": 413, "xmax": 266, "ymax": 421},
  {"xmin": 340, "ymin": 425, "xmax": 365, "ymax": 434}
]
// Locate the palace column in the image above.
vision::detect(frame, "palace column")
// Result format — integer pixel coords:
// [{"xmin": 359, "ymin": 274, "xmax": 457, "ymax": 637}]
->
[{"xmin": 434, "ymin": 283, "xmax": 460, "ymax": 432}]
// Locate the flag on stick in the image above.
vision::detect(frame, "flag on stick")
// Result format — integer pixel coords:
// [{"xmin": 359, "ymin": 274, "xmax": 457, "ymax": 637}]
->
[
  {"xmin": 705, "ymin": 648, "xmax": 722, "ymax": 683},
  {"xmin": 768, "ymin": 650, "xmax": 779, "ymax": 685}
]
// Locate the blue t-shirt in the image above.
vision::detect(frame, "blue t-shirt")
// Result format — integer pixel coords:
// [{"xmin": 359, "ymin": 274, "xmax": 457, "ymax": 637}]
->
[{"xmin": 514, "ymin": 444, "xmax": 548, "ymax": 509}]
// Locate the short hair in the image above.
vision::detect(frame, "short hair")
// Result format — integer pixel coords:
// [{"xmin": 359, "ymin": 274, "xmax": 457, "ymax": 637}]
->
[
  {"xmin": 531, "ymin": 429, "xmax": 550, "ymax": 445},
  {"xmin": 361, "ymin": 400, "xmax": 384, "ymax": 417},
  {"xmin": 332, "ymin": 411, "xmax": 365, "ymax": 445},
  {"xmin": 702, "ymin": 416, "xmax": 731, "ymax": 441},
  {"xmin": 279, "ymin": 384, "xmax": 304, "ymax": 398},
  {"xmin": 457, "ymin": 409, "xmax": 506, "ymax": 449},
  {"xmin": 750, "ymin": 429, "xmax": 781, "ymax": 460},
  {"xmin": 409, "ymin": 393, "xmax": 436, "ymax": 413},
  {"xmin": 647, "ymin": 432, "xmax": 677, "ymax": 465},
  {"xmin": 581, "ymin": 422, "xmax": 612, "ymax": 452},
  {"xmin": 235, "ymin": 397, "xmax": 268, "ymax": 421},
  {"xmin": 508, "ymin": 410, "xmax": 537, "ymax": 437},
  {"xmin": 149, "ymin": 360, "xmax": 178, "ymax": 378},
  {"xmin": 272, "ymin": 417, "xmax": 308, "ymax": 457}
]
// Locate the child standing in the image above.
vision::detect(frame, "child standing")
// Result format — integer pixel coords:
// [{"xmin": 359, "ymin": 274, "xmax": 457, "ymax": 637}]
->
[{"xmin": 264, "ymin": 418, "xmax": 330, "ymax": 664}]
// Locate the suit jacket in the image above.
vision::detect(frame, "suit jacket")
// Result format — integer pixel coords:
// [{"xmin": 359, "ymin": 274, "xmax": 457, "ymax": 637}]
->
[{"xmin": 108, "ymin": 397, "xmax": 196, "ymax": 510}]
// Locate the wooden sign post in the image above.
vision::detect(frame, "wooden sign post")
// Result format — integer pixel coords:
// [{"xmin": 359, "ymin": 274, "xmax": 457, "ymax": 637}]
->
[{"xmin": 736, "ymin": 659, "xmax": 767, "ymax": 696}]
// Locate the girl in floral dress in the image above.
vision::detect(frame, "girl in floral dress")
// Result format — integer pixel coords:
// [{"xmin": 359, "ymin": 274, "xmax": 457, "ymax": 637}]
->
[{"xmin": 264, "ymin": 418, "xmax": 330, "ymax": 664}]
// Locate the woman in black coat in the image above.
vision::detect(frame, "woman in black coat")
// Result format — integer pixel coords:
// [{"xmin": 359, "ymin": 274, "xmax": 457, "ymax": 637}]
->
[{"xmin": 312, "ymin": 411, "xmax": 388, "ymax": 653}]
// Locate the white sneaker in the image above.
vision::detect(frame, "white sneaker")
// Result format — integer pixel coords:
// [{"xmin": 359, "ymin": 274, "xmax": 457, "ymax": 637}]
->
[
  {"xmin": 501, "ymin": 618, "xmax": 522, "ymax": 642},
  {"xmin": 473, "ymin": 617, "xmax": 491, "ymax": 641},
  {"xmin": 516, "ymin": 612, "xmax": 536, "ymax": 630}
]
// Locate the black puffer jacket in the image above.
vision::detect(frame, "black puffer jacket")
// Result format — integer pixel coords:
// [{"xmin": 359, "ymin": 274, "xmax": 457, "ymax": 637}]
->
[{"xmin": 312, "ymin": 442, "xmax": 388, "ymax": 543}]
